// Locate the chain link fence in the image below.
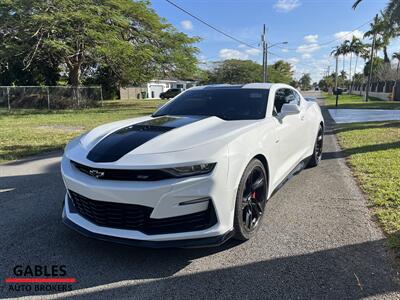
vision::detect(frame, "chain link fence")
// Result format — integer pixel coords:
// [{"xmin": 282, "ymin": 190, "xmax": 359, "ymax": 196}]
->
[{"xmin": 0, "ymin": 86, "xmax": 103, "ymax": 110}]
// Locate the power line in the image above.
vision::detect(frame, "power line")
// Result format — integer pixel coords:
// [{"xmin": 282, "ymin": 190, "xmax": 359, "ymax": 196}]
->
[
  {"xmin": 267, "ymin": 51, "xmax": 312, "ymax": 69},
  {"xmin": 276, "ymin": 18, "xmax": 373, "ymax": 51},
  {"xmin": 164, "ymin": 0, "xmax": 259, "ymax": 50}
]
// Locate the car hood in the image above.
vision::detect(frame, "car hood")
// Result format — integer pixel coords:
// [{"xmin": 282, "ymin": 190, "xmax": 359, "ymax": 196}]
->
[{"xmin": 79, "ymin": 115, "xmax": 259, "ymax": 163}]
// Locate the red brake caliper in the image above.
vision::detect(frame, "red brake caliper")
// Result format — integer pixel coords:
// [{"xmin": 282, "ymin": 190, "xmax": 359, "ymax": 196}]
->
[{"xmin": 251, "ymin": 192, "xmax": 256, "ymax": 199}]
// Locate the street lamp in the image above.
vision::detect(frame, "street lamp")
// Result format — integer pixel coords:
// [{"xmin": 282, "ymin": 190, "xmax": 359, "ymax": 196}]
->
[
  {"xmin": 263, "ymin": 41, "xmax": 288, "ymax": 82},
  {"xmin": 267, "ymin": 41, "xmax": 288, "ymax": 49}
]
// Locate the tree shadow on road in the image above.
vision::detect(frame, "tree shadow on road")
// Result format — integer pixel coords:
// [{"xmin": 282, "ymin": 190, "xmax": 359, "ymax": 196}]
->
[
  {"xmin": 323, "ymin": 141, "xmax": 400, "ymax": 160},
  {"xmin": 1, "ymin": 162, "xmax": 399, "ymax": 299},
  {"xmin": 333, "ymin": 121, "xmax": 400, "ymax": 135}
]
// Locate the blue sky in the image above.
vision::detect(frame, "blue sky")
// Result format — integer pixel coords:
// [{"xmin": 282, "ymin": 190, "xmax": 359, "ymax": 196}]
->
[{"xmin": 151, "ymin": 0, "xmax": 398, "ymax": 82}]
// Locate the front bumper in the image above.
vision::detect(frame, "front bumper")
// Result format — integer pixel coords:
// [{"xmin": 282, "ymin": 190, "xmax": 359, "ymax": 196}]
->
[
  {"xmin": 61, "ymin": 154, "xmax": 235, "ymax": 246},
  {"xmin": 63, "ymin": 210, "xmax": 234, "ymax": 248}
]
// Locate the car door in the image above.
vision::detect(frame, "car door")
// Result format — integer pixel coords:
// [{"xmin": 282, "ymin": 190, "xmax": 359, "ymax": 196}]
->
[
  {"xmin": 271, "ymin": 88, "xmax": 304, "ymax": 183},
  {"xmin": 293, "ymin": 89, "xmax": 314, "ymax": 158}
]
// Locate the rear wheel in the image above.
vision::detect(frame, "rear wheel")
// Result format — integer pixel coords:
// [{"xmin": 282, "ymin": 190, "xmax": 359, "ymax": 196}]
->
[
  {"xmin": 307, "ymin": 124, "xmax": 324, "ymax": 167},
  {"xmin": 233, "ymin": 159, "xmax": 267, "ymax": 241}
]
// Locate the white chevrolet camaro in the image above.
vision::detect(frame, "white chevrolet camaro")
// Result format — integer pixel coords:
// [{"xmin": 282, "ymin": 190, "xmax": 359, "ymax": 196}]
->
[{"xmin": 61, "ymin": 83, "xmax": 324, "ymax": 247}]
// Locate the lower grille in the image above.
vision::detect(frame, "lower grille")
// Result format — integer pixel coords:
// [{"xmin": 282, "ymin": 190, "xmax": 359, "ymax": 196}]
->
[{"xmin": 68, "ymin": 190, "xmax": 217, "ymax": 235}]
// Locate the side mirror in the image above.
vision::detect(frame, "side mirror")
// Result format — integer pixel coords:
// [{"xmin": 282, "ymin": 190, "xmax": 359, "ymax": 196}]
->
[{"xmin": 280, "ymin": 103, "xmax": 300, "ymax": 116}]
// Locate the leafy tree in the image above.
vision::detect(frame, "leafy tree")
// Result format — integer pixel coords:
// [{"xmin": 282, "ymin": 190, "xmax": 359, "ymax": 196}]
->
[
  {"xmin": 352, "ymin": 73, "xmax": 364, "ymax": 85},
  {"xmin": 268, "ymin": 60, "xmax": 294, "ymax": 84},
  {"xmin": 0, "ymin": 57, "xmax": 60, "ymax": 86},
  {"xmin": 205, "ymin": 59, "xmax": 263, "ymax": 84},
  {"xmin": 0, "ymin": 0, "xmax": 199, "ymax": 89},
  {"xmin": 319, "ymin": 76, "xmax": 335, "ymax": 91},
  {"xmin": 203, "ymin": 59, "xmax": 294, "ymax": 85},
  {"xmin": 363, "ymin": 57, "xmax": 384, "ymax": 78},
  {"xmin": 299, "ymin": 73, "xmax": 312, "ymax": 90},
  {"xmin": 290, "ymin": 80, "xmax": 300, "ymax": 88}
]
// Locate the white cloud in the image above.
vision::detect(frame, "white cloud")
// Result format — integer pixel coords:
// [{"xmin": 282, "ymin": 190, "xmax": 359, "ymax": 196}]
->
[
  {"xmin": 219, "ymin": 48, "xmax": 249, "ymax": 60},
  {"xmin": 245, "ymin": 48, "xmax": 262, "ymax": 56},
  {"xmin": 334, "ymin": 30, "xmax": 364, "ymax": 41},
  {"xmin": 274, "ymin": 0, "xmax": 301, "ymax": 12},
  {"xmin": 287, "ymin": 57, "xmax": 300, "ymax": 65},
  {"xmin": 180, "ymin": 20, "xmax": 193, "ymax": 31},
  {"xmin": 296, "ymin": 43, "xmax": 321, "ymax": 53},
  {"xmin": 304, "ymin": 34, "xmax": 318, "ymax": 43},
  {"xmin": 294, "ymin": 57, "xmax": 333, "ymax": 81},
  {"xmin": 302, "ymin": 53, "xmax": 312, "ymax": 59},
  {"xmin": 218, "ymin": 46, "xmax": 261, "ymax": 60},
  {"xmin": 281, "ymin": 48, "xmax": 289, "ymax": 53}
]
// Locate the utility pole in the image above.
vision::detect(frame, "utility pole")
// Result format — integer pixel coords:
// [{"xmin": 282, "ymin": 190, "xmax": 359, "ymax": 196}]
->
[
  {"xmin": 365, "ymin": 14, "xmax": 378, "ymax": 102},
  {"xmin": 335, "ymin": 55, "xmax": 339, "ymax": 107},
  {"xmin": 262, "ymin": 25, "xmax": 267, "ymax": 82}
]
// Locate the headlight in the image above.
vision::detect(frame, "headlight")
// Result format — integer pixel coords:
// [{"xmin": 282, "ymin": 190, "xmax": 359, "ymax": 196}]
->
[{"xmin": 163, "ymin": 163, "xmax": 216, "ymax": 177}]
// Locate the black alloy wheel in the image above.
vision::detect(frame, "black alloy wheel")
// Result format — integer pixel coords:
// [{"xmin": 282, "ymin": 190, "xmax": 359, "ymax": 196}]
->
[
  {"xmin": 234, "ymin": 159, "xmax": 267, "ymax": 241},
  {"xmin": 308, "ymin": 124, "xmax": 324, "ymax": 167}
]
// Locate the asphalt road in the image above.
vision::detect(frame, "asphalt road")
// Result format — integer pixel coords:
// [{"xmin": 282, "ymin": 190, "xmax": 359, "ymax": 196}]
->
[{"xmin": 1, "ymin": 92, "xmax": 399, "ymax": 299}]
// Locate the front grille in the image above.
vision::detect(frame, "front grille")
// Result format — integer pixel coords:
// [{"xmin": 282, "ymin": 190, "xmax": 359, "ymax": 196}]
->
[
  {"xmin": 71, "ymin": 161, "xmax": 174, "ymax": 181},
  {"xmin": 68, "ymin": 191, "xmax": 152, "ymax": 229},
  {"xmin": 68, "ymin": 190, "xmax": 217, "ymax": 235}
]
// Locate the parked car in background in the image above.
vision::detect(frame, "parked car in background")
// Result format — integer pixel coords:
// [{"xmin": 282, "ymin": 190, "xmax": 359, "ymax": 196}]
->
[{"xmin": 160, "ymin": 88, "xmax": 182, "ymax": 99}]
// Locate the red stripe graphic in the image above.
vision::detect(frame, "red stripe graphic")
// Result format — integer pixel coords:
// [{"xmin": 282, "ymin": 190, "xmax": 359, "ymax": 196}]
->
[{"xmin": 5, "ymin": 278, "xmax": 76, "ymax": 283}]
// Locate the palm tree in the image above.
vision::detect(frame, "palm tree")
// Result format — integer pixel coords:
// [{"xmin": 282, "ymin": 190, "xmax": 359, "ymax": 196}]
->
[
  {"xmin": 349, "ymin": 37, "xmax": 365, "ymax": 92},
  {"xmin": 331, "ymin": 46, "xmax": 342, "ymax": 92},
  {"xmin": 393, "ymin": 52, "xmax": 400, "ymax": 80},
  {"xmin": 339, "ymin": 40, "xmax": 350, "ymax": 75},
  {"xmin": 330, "ymin": 46, "xmax": 342, "ymax": 75},
  {"xmin": 363, "ymin": 12, "xmax": 397, "ymax": 63},
  {"xmin": 392, "ymin": 52, "xmax": 400, "ymax": 95},
  {"xmin": 330, "ymin": 46, "xmax": 341, "ymax": 58},
  {"xmin": 353, "ymin": 0, "xmax": 400, "ymax": 25}
]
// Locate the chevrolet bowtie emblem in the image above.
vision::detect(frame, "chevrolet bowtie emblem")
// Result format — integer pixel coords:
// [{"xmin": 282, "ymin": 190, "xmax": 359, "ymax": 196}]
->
[{"xmin": 89, "ymin": 169, "xmax": 105, "ymax": 178}]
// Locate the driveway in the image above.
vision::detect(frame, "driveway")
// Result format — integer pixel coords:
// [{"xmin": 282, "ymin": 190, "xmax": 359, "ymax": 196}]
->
[
  {"xmin": 329, "ymin": 108, "xmax": 400, "ymax": 124},
  {"xmin": 0, "ymin": 92, "xmax": 399, "ymax": 299}
]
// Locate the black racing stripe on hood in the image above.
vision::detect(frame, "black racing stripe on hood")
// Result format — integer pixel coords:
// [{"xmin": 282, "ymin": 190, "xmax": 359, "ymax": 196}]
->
[{"xmin": 87, "ymin": 116, "xmax": 206, "ymax": 163}]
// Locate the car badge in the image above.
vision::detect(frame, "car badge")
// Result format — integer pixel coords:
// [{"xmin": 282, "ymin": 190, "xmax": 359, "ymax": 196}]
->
[{"xmin": 89, "ymin": 169, "xmax": 105, "ymax": 178}]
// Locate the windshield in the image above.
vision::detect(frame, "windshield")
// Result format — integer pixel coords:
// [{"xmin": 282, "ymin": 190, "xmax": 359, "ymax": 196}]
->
[{"xmin": 153, "ymin": 88, "xmax": 269, "ymax": 120}]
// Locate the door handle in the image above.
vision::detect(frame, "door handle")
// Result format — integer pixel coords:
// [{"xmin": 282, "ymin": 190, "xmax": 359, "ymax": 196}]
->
[{"xmin": 300, "ymin": 115, "xmax": 305, "ymax": 121}]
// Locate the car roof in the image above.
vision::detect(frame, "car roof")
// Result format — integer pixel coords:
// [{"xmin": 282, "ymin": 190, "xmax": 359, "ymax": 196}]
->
[{"xmin": 189, "ymin": 83, "xmax": 282, "ymax": 91}]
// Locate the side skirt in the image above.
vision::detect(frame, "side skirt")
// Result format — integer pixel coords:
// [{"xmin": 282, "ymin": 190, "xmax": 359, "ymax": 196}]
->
[{"xmin": 270, "ymin": 155, "xmax": 312, "ymax": 198}]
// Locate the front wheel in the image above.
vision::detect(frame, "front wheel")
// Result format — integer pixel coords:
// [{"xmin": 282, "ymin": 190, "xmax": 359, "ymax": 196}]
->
[
  {"xmin": 307, "ymin": 124, "xmax": 324, "ymax": 168},
  {"xmin": 233, "ymin": 159, "xmax": 268, "ymax": 241}
]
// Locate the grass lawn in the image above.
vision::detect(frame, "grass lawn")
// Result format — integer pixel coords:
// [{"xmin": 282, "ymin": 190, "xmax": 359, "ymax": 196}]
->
[
  {"xmin": 324, "ymin": 93, "xmax": 400, "ymax": 110},
  {"xmin": 0, "ymin": 99, "xmax": 166, "ymax": 163},
  {"xmin": 335, "ymin": 121, "xmax": 400, "ymax": 251}
]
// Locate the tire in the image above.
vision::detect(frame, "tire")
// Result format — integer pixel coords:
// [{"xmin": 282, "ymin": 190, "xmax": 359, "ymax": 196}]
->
[
  {"xmin": 307, "ymin": 124, "xmax": 324, "ymax": 168},
  {"xmin": 233, "ymin": 159, "xmax": 268, "ymax": 241}
]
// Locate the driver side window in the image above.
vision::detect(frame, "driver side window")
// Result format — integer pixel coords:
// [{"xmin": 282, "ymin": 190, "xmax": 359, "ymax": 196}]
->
[{"xmin": 274, "ymin": 88, "xmax": 298, "ymax": 115}]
